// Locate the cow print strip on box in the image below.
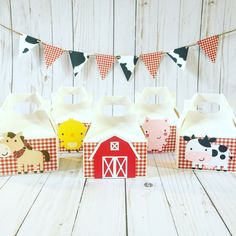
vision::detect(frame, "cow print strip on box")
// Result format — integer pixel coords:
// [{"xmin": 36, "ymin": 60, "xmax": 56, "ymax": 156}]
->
[
  {"xmin": 69, "ymin": 51, "xmax": 89, "ymax": 77},
  {"xmin": 19, "ymin": 34, "xmax": 39, "ymax": 55},
  {"xmin": 167, "ymin": 46, "xmax": 189, "ymax": 70},
  {"xmin": 117, "ymin": 56, "xmax": 139, "ymax": 81}
]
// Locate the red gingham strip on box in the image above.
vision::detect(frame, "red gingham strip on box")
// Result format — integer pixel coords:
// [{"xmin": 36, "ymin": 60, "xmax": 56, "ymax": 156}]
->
[
  {"xmin": 148, "ymin": 125, "xmax": 176, "ymax": 153},
  {"xmin": 59, "ymin": 123, "xmax": 91, "ymax": 153},
  {"xmin": 83, "ymin": 141, "xmax": 147, "ymax": 178},
  {"xmin": 197, "ymin": 35, "xmax": 219, "ymax": 62},
  {"xmin": 140, "ymin": 52, "xmax": 163, "ymax": 78},
  {"xmin": 96, "ymin": 54, "xmax": 116, "ymax": 79},
  {"xmin": 178, "ymin": 136, "xmax": 236, "ymax": 172},
  {"xmin": 44, "ymin": 44, "xmax": 64, "ymax": 68},
  {"xmin": 0, "ymin": 138, "xmax": 58, "ymax": 176}
]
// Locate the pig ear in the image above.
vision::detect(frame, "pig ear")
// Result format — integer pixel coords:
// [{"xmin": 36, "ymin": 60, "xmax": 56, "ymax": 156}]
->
[
  {"xmin": 145, "ymin": 117, "xmax": 150, "ymax": 123},
  {"xmin": 184, "ymin": 136, "xmax": 191, "ymax": 141}
]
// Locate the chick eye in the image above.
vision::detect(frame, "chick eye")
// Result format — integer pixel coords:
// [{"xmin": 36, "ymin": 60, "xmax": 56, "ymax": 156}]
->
[
  {"xmin": 81, "ymin": 132, "xmax": 83, "ymax": 135},
  {"xmin": 61, "ymin": 133, "xmax": 64, "ymax": 136}
]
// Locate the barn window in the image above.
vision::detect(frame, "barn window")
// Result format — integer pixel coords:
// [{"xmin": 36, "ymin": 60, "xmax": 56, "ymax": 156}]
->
[{"xmin": 110, "ymin": 142, "xmax": 119, "ymax": 151}]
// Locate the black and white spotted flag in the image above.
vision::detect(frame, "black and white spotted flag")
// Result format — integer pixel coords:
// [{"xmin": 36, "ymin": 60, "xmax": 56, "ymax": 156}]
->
[
  {"xmin": 167, "ymin": 46, "xmax": 189, "ymax": 70},
  {"xmin": 19, "ymin": 34, "xmax": 39, "ymax": 55},
  {"xmin": 69, "ymin": 51, "xmax": 89, "ymax": 77},
  {"xmin": 117, "ymin": 56, "xmax": 139, "ymax": 81}
]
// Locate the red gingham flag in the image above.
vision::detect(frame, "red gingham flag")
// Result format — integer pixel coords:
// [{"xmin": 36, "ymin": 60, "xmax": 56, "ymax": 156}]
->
[
  {"xmin": 96, "ymin": 54, "xmax": 116, "ymax": 79},
  {"xmin": 197, "ymin": 35, "xmax": 219, "ymax": 62},
  {"xmin": 43, "ymin": 43, "xmax": 64, "ymax": 68},
  {"xmin": 140, "ymin": 52, "xmax": 163, "ymax": 78}
]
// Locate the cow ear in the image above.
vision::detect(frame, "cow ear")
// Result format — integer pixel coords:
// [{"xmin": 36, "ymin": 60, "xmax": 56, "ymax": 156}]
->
[
  {"xmin": 209, "ymin": 137, "xmax": 216, "ymax": 142},
  {"xmin": 191, "ymin": 135, "xmax": 195, "ymax": 139},
  {"xmin": 184, "ymin": 136, "xmax": 191, "ymax": 141}
]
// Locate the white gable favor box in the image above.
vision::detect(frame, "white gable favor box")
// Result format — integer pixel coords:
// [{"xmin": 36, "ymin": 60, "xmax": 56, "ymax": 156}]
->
[
  {"xmin": 51, "ymin": 87, "xmax": 93, "ymax": 157},
  {"xmin": 0, "ymin": 93, "xmax": 58, "ymax": 176},
  {"xmin": 83, "ymin": 96, "xmax": 147, "ymax": 179},
  {"xmin": 135, "ymin": 87, "xmax": 179, "ymax": 153},
  {"xmin": 177, "ymin": 93, "xmax": 236, "ymax": 172}
]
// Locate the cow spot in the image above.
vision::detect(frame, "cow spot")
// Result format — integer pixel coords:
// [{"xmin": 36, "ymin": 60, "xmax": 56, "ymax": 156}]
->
[
  {"xmin": 220, "ymin": 154, "xmax": 226, "ymax": 160},
  {"xmin": 212, "ymin": 149, "xmax": 218, "ymax": 157},
  {"xmin": 23, "ymin": 48, "xmax": 29, "ymax": 53},
  {"xmin": 219, "ymin": 145, "xmax": 227, "ymax": 152}
]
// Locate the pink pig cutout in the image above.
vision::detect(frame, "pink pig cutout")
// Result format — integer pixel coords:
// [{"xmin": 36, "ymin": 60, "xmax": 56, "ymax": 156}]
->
[{"xmin": 142, "ymin": 118, "xmax": 171, "ymax": 152}]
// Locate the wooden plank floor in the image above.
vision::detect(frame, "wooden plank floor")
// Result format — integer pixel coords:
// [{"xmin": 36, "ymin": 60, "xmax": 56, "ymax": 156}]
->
[{"xmin": 0, "ymin": 153, "xmax": 235, "ymax": 236}]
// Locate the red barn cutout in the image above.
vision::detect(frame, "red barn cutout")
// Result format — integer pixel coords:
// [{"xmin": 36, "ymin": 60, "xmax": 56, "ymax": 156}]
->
[{"xmin": 89, "ymin": 136, "xmax": 140, "ymax": 178}]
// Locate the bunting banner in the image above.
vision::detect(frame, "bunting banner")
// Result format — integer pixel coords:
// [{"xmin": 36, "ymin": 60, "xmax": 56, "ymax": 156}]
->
[
  {"xmin": 43, "ymin": 44, "xmax": 64, "ymax": 68},
  {"xmin": 69, "ymin": 51, "xmax": 89, "ymax": 77},
  {"xmin": 197, "ymin": 35, "xmax": 219, "ymax": 62},
  {"xmin": 117, "ymin": 56, "xmax": 139, "ymax": 81},
  {"xmin": 19, "ymin": 34, "xmax": 39, "ymax": 55},
  {"xmin": 140, "ymin": 52, "xmax": 163, "ymax": 78},
  {"xmin": 96, "ymin": 54, "xmax": 116, "ymax": 79},
  {"xmin": 0, "ymin": 23, "xmax": 235, "ymax": 81},
  {"xmin": 167, "ymin": 46, "xmax": 189, "ymax": 70}
]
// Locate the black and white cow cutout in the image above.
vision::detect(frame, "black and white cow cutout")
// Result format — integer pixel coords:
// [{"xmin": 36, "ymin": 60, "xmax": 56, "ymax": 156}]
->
[
  {"xmin": 19, "ymin": 34, "xmax": 39, "ymax": 54},
  {"xmin": 167, "ymin": 46, "xmax": 189, "ymax": 70},
  {"xmin": 117, "ymin": 56, "xmax": 139, "ymax": 81},
  {"xmin": 184, "ymin": 135, "xmax": 232, "ymax": 171},
  {"xmin": 69, "ymin": 51, "xmax": 89, "ymax": 77}
]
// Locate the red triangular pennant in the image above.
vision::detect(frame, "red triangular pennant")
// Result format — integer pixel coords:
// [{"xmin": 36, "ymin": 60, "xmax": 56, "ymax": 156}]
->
[
  {"xmin": 197, "ymin": 35, "xmax": 219, "ymax": 62},
  {"xmin": 140, "ymin": 52, "xmax": 163, "ymax": 78},
  {"xmin": 96, "ymin": 54, "xmax": 116, "ymax": 79},
  {"xmin": 43, "ymin": 44, "xmax": 64, "ymax": 68}
]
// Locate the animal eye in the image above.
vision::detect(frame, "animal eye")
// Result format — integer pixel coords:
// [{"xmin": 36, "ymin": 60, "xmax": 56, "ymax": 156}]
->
[
  {"xmin": 6, "ymin": 140, "xmax": 9, "ymax": 142},
  {"xmin": 190, "ymin": 148, "xmax": 192, "ymax": 150},
  {"xmin": 61, "ymin": 133, "xmax": 64, "ymax": 136},
  {"xmin": 14, "ymin": 140, "xmax": 17, "ymax": 142},
  {"xmin": 81, "ymin": 132, "xmax": 83, "ymax": 135},
  {"xmin": 205, "ymin": 149, "xmax": 207, "ymax": 151},
  {"xmin": 164, "ymin": 129, "xmax": 166, "ymax": 132}
]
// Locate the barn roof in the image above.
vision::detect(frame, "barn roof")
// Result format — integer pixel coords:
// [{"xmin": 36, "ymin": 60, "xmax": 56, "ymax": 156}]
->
[{"xmin": 88, "ymin": 135, "xmax": 141, "ymax": 161}]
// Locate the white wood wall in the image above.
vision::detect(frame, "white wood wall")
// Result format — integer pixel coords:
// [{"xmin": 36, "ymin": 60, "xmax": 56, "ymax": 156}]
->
[{"xmin": 0, "ymin": 0, "xmax": 236, "ymax": 112}]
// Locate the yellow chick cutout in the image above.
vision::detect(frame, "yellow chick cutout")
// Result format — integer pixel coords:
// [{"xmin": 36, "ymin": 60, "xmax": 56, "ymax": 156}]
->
[{"xmin": 58, "ymin": 119, "xmax": 87, "ymax": 151}]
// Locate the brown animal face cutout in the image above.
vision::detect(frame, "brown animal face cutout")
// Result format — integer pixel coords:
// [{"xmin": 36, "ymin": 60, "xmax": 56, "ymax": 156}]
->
[{"xmin": 0, "ymin": 132, "xmax": 25, "ymax": 152}]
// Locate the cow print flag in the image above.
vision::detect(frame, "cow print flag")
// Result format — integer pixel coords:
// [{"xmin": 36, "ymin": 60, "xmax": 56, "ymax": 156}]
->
[
  {"xmin": 198, "ymin": 35, "xmax": 219, "ymax": 62},
  {"xmin": 117, "ymin": 56, "xmax": 139, "ymax": 81},
  {"xmin": 19, "ymin": 34, "xmax": 39, "ymax": 55},
  {"xmin": 69, "ymin": 51, "xmax": 89, "ymax": 77},
  {"xmin": 167, "ymin": 46, "xmax": 189, "ymax": 70}
]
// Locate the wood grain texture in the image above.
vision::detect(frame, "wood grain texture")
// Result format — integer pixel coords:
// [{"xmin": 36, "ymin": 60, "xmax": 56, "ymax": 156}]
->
[
  {"xmin": 0, "ymin": 0, "xmax": 13, "ymax": 104},
  {"xmin": 155, "ymin": 153, "xmax": 230, "ymax": 236},
  {"xmin": 16, "ymin": 159, "xmax": 85, "ymax": 236},
  {"xmin": 126, "ymin": 155, "xmax": 177, "ymax": 236},
  {"xmin": 72, "ymin": 179, "xmax": 126, "ymax": 236},
  {"xmin": 0, "ymin": 0, "xmax": 236, "ymax": 113}
]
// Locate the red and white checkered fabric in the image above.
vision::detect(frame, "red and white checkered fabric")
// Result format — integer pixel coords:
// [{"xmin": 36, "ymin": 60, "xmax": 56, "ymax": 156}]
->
[
  {"xmin": 197, "ymin": 35, "xmax": 219, "ymax": 62},
  {"xmin": 0, "ymin": 138, "xmax": 58, "ymax": 176},
  {"xmin": 178, "ymin": 136, "xmax": 236, "ymax": 172},
  {"xmin": 140, "ymin": 52, "xmax": 163, "ymax": 78},
  {"xmin": 148, "ymin": 125, "xmax": 176, "ymax": 153},
  {"xmin": 96, "ymin": 54, "xmax": 116, "ymax": 79},
  {"xmin": 83, "ymin": 141, "xmax": 147, "ymax": 178},
  {"xmin": 59, "ymin": 123, "xmax": 91, "ymax": 152},
  {"xmin": 43, "ymin": 43, "xmax": 64, "ymax": 68}
]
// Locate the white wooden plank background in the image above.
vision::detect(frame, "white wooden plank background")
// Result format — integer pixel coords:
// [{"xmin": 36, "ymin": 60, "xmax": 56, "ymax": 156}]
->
[{"xmin": 0, "ymin": 0, "xmax": 236, "ymax": 111}]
